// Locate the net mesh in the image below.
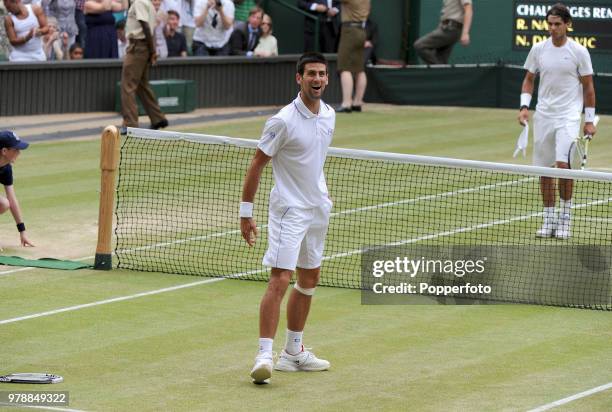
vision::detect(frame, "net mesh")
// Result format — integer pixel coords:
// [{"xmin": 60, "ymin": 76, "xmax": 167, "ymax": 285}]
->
[{"xmin": 114, "ymin": 129, "xmax": 612, "ymax": 310}]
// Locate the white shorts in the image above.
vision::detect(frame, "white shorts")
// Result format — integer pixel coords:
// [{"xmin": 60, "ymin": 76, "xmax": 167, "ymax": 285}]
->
[
  {"xmin": 263, "ymin": 202, "xmax": 332, "ymax": 271},
  {"xmin": 533, "ymin": 113, "xmax": 581, "ymax": 167}
]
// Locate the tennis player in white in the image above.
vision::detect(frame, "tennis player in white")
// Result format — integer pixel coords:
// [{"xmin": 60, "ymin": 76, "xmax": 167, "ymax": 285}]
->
[
  {"xmin": 518, "ymin": 2, "xmax": 596, "ymax": 239},
  {"xmin": 240, "ymin": 52, "xmax": 335, "ymax": 384}
]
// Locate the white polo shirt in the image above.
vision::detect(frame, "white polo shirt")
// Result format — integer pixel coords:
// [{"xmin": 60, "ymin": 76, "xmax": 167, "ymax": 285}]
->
[
  {"xmin": 258, "ymin": 94, "xmax": 335, "ymax": 209},
  {"xmin": 524, "ymin": 38, "xmax": 593, "ymax": 121}
]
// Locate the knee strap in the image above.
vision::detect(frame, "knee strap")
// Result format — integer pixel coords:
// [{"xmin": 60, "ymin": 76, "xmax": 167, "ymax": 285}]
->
[{"xmin": 294, "ymin": 282, "xmax": 315, "ymax": 296}]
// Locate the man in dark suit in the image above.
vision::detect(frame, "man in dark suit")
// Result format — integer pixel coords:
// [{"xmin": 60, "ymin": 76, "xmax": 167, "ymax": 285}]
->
[
  {"xmin": 230, "ymin": 6, "xmax": 263, "ymax": 56},
  {"xmin": 297, "ymin": 0, "xmax": 340, "ymax": 53}
]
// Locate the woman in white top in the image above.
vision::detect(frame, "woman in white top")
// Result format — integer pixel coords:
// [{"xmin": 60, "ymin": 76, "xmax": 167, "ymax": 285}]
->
[
  {"xmin": 4, "ymin": 0, "xmax": 48, "ymax": 61},
  {"xmin": 253, "ymin": 13, "xmax": 277, "ymax": 57}
]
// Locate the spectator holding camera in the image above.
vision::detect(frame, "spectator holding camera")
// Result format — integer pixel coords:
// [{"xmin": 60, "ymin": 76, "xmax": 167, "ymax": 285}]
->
[{"xmin": 192, "ymin": 0, "xmax": 234, "ymax": 56}]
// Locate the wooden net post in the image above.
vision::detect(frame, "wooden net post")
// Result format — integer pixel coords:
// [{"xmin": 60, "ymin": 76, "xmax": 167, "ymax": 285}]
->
[{"xmin": 94, "ymin": 126, "xmax": 120, "ymax": 270}]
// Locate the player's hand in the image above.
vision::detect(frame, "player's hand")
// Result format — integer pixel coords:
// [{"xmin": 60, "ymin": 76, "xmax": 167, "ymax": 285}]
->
[
  {"xmin": 584, "ymin": 122, "xmax": 597, "ymax": 139},
  {"xmin": 240, "ymin": 217, "xmax": 258, "ymax": 247},
  {"xmin": 149, "ymin": 51, "xmax": 158, "ymax": 65},
  {"xmin": 20, "ymin": 231, "xmax": 34, "ymax": 247},
  {"xmin": 460, "ymin": 32, "xmax": 470, "ymax": 46},
  {"xmin": 518, "ymin": 108, "xmax": 529, "ymax": 126}
]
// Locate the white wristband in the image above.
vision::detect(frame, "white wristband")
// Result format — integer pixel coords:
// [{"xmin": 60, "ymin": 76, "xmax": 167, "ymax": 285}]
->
[
  {"xmin": 240, "ymin": 202, "xmax": 253, "ymax": 218},
  {"xmin": 584, "ymin": 107, "xmax": 596, "ymax": 123},
  {"xmin": 520, "ymin": 93, "xmax": 532, "ymax": 109}
]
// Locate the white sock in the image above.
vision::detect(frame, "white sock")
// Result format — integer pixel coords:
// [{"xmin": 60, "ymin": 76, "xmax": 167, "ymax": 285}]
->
[
  {"xmin": 258, "ymin": 338, "xmax": 273, "ymax": 355},
  {"xmin": 544, "ymin": 206, "xmax": 556, "ymax": 222},
  {"xmin": 285, "ymin": 329, "xmax": 303, "ymax": 355},
  {"xmin": 559, "ymin": 199, "xmax": 572, "ymax": 218}
]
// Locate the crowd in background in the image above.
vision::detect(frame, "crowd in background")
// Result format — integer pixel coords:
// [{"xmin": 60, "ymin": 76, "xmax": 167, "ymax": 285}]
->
[
  {"xmin": 0, "ymin": 0, "xmax": 286, "ymax": 61},
  {"xmin": 0, "ymin": 0, "xmax": 377, "ymax": 62}
]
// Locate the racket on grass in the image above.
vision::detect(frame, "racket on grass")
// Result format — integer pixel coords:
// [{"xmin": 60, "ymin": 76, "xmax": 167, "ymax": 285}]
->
[
  {"xmin": 0, "ymin": 373, "xmax": 63, "ymax": 384},
  {"xmin": 568, "ymin": 115, "xmax": 600, "ymax": 170}
]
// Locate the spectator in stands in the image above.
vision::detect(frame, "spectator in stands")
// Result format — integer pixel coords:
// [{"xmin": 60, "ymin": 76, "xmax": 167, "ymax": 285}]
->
[
  {"xmin": 192, "ymin": 0, "xmax": 234, "ymax": 56},
  {"xmin": 68, "ymin": 40, "xmax": 83, "ymax": 58},
  {"xmin": 413, "ymin": 0, "xmax": 473, "ymax": 65},
  {"xmin": 42, "ymin": 15, "xmax": 69, "ymax": 59},
  {"xmin": 253, "ymin": 13, "xmax": 276, "ymax": 57},
  {"xmin": 153, "ymin": 0, "xmax": 168, "ymax": 58},
  {"xmin": 180, "ymin": 0, "xmax": 195, "ymax": 52},
  {"xmin": 336, "ymin": 0, "xmax": 369, "ymax": 113},
  {"xmin": 75, "ymin": 0, "xmax": 87, "ymax": 50},
  {"xmin": 363, "ymin": 16, "xmax": 377, "ymax": 66},
  {"xmin": 298, "ymin": 0, "xmax": 340, "ymax": 53},
  {"xmin": 0, "ymin": 4, "xmax": 12, "ymax": 59},
  {"xmin": 42, "ymin": 0, "xmax": 77, "ymax": 47},
  {"xmin": 229, "ymin": 5, "xmax": 261, "ymax": 56},
  {"xmin": 233, "ymin": 0, "xmax": 259, "ymax": 23},
  {"xmin": 164, "ymin": 9, "xmax": 187, "ymax": 56},
  {"xmin": 121, "ymin": 0, "xmax": 168, "ymax": 129},
  {"xmin": 116, "ymin": 18, "xmax": 127, "ymax": 57},
  {"xmin": 4, "ymin": 0, "xmax": 48, "ymax": 61},
  {"xmin": 84, "ymin": 0, "xmax": 127, "ymax": 58},
  {"xmin": 0, "ymin": 131, "xmax": 34, "ymax": 248}
]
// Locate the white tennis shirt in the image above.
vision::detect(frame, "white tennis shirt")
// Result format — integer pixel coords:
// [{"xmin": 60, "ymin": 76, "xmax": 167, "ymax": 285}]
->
[
  {"xmin": 258, "ymin": 94, "xmax": 335, "ymax": 209},
  {"xmin": 524, "ymin": 38, "xmax": 593, "ymax": 121}
]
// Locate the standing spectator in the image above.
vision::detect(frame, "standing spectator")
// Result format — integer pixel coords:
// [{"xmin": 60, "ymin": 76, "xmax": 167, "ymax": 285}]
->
[
  {"xmin": 120, "ymin": 0, "xmax": 168, "ymax": 129},
  {"xmin": 42, "ymin": 15, "xmax": 69, "ymax": 59},
  {"xmin": 4, "ymin": 0, "xmax": 48, "ymax": 61},
  {"xmin": 229, "ymin": 5, "xmax": 261, "ymax": 56},
  {"xmin": 180, "ymin": 0, "xmax": 195, "ymax": 52},
  {"xmin": 363, "ymin": 16, "xmax": 377, "ymax": 66},
  {"xmin": 298, "ymin": 0, "xmax": 339, "ymax": 53},
  {"xmin": 116, "ymin": 18, "xmax": 127, "ymax": 57},
  {"xmin": 0, "ymin": 4, "xmax": 12, "ymax": 59},
  {"xmin": 336, "ymin": 0, "xmax": 369, "ymax": 113},
  {"xmin": 152, "ymin": 0, "xmax": 168, "ymax": 58},
  {"xmin": 43, "ymin": 0, "xmax": 77, "ymax": 47},
  {"xmin": 84, "ymin": 0, "xmax": 127, "ymax": 58},
  {"xmin": 75, "ymin": 0, "xmax": 87, "ymax": 50},
  {"xmin": 253, "ymin": 13, "xmax": 276, "ymax": 57},
  {"xmin": 233, "ymin": 0, "xmax": 258, "ymax": 22},
  {"xmin": 192, "ymin": 0, "xmax": 234, "ymax": 56},
  {"xmin": 164, "ymin": 9, "xmax": 187, "ymax": 56},
  {"xmin": 68, "ymin": 40, "xmax": 83, "ymax": 58},
  {"xmin": 413, "ymin": 0, "xmax": 473, "ymax": 65}
]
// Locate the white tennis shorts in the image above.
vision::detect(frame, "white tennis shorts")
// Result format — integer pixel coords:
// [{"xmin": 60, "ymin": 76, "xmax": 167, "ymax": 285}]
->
[
  {"xmin": 533, "ymin": 112, "xmax": 581, "ymax": 167},
  {"xmin": 262, "ymin": 202, "xmax": 332, "ymax": 271}
]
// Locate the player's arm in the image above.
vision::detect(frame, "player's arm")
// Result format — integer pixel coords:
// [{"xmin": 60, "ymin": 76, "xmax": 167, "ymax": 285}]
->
[
  {"xmin": 581, "ymin": 75, "xmax": 597, "ymax": 137},
  {"xmin": 140, "ymin": 20, "xmax": 157, "ymax": 64},
  {"xmin": 4, "ymin": 185, "xmax": 34, "ymax": 247},
  {"xmin": 518, "ymin": 71, "xmax": 535, "ymax": 125},
  {"xmin": 240, "ymin": 149, "xmax": 271, "ymax": 246},
  {"xmin": 460, "ymin": 3, "xmax": 472, "ymax": 46}
]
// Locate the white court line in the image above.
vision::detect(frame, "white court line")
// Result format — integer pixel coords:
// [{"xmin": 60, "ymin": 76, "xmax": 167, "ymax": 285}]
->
[
  {"xmin": 0, "ymin": 402, "xmax": 87, "ymax": 412},
  {"xmin": 527, "ymin": 381, "xmax": 612, "ymax": 412},
  {"xmin": 2, "ymin": 195, "xmax": 610, "ymax": 326}
]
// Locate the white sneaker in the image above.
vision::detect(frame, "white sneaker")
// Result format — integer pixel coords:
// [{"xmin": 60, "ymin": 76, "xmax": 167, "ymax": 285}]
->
[
  {"xmin": 555, "ymin": 214, "xmax": 571, "ymax": 239},
  {"xmin": 250, "ymin": 352, "xmax": 273, "ymax": 384},
  {"xmin": 274, "ymin": 347, "xmax": 330, "ymax": 372},
  {"xmin": 536, "ymin": 217, "xmax": 557, "ymax": 238}
]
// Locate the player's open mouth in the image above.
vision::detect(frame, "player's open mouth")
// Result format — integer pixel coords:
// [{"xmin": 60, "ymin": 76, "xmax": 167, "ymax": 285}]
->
[{"xmin": 312, "ymin": 85, "xmax": 322, "ymax": 91}]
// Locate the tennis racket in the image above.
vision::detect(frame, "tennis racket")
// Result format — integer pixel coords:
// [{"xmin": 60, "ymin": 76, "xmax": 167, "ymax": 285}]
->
[
  {"xmin": 568, "ymin": 115, "xmax": 600, "ymax": 170},
  {"xmin": 0, "ymin": 373, "xmax": 63, "ymax": 384}
]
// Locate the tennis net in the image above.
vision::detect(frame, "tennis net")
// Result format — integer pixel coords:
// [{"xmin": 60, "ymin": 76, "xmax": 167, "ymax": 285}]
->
[{"xmin": 114, "ymin": 128, "xmax": 612, "ymax": 310}]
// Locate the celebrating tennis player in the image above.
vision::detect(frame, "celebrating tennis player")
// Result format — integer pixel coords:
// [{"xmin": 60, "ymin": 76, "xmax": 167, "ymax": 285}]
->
[
  {"xmin": 518, "ymin": 2, "xmax": 596, "ymax": 239},
  {"xmin": 240, "ymin": 52, "xmax": 334, "ymax": 384}
]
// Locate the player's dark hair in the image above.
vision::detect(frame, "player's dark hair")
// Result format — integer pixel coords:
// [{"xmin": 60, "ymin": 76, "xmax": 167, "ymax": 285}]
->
[
  {"xmin": 546, "ymin": 3, "xmax": 572, "ymax": 23},
  {"xmin": 296, "ymin": 52, "xmax": 328, "ymax": 75}
]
